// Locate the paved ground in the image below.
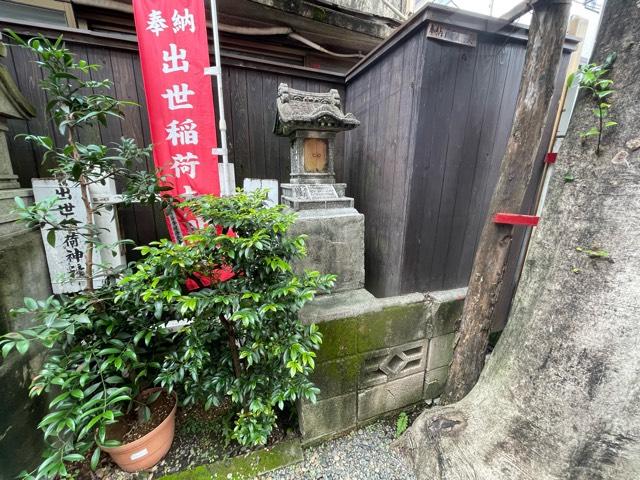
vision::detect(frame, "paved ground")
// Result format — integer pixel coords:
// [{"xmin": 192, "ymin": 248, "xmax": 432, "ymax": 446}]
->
[{"xmin": 265, "ymin": 419, "xmax": 416, "ymax": 480}]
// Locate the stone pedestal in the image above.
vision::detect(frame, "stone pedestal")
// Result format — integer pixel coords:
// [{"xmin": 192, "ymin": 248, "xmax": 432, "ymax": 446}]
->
[{"xmin": 289, "ymin": 208, "xmax": 364, "ymax": 292}]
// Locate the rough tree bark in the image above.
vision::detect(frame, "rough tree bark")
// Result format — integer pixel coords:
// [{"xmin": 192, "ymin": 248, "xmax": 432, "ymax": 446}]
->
[
  {"xmin": 395, "ymin": 1, "xmax": 640, "ymax": 478},
  {"xmin": 442, "ymin": 0, "xmax": 571, "ymax": 403}
]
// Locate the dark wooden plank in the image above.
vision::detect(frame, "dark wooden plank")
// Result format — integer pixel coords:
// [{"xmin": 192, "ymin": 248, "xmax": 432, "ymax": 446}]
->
[
  {"xmin": 2, "ymin": 45, "xmax": 38, "ymax": 187},
  {"xmin": 227, "ymin": 67, "xmax": 250, "ymax": 184},
  {"xmin": 401, "ymin": 38, "xmax": 446, "ymax": 292},
  {"xmin": 428, "ymin": 43, "xmax": 479, "ymax": 289},
  {"xmin": 456, "ymin": 40, "xmax": 518, "ymax": 285},
  {"xmin": 261, "ymin": 73, "xmax": 280, "ymax": 182},
  {"xmin": 7, "ymin": 43, "xmax": 52, "ymax": 180},
  {"xmin": 386, "ymin": 30, "xmax": 424, "ymax": 295},
  {"xmin": 451, "ymin": 40, "xmax": 516, "ymax": 285},
  {"xmin": 245, "ymin": 70, "xmax": 265, "ymax": 180},
  {"xmin": 413, "ymin": 40, "xmax": 462, "ymax": 291}
]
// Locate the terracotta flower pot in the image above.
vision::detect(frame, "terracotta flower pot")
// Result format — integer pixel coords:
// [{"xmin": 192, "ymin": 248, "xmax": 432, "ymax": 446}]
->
[{"xmin": 101, "ymin": 388, "xmax": 177, "ymax": 472}]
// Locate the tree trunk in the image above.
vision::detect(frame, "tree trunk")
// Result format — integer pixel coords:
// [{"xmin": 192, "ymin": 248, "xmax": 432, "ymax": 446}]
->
[
  {"xmin": 442, "ymin": 0, "xmax": 571, "ymax": 403},
  {"xmin": 395, "ymin": 1, "xmax": 640, "ymax": 478}
]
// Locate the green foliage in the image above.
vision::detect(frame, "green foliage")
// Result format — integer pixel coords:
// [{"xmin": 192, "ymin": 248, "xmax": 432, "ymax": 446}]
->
[
  {"xmin": 0, "ymin": 285, "xmax": 174, "ymax": 479},
  {"xmin": 568, "ymin": 53, "xmax": 617, "ymax": 155},
  {"xmin": 118, "ymin": 191, "xmax": 336, "ymax": 447},
  {"xmin": 395, "ymin": 411, "xmax": 408, "ymax": 438},
  {"xmin": 575, "ymin": 246, "xmax": 612, "ymax": 262},
  {"xmin": 0, "ymin": 32, "xmax": 174, "ymax": 479},
  {"xmin": 5, "ymin": 31, "xmax": 171, "ymax": 287}
]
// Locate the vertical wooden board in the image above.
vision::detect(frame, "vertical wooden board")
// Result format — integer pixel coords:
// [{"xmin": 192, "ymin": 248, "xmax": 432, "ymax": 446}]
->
[
  {"xmin": 132, "ymin": 54, "xmax": 169, "ymax": 242},
  {"xmin": 261, "ymin": 73, "xmax": 279, "ymax": 181},
  {"xmin": 438, "ymin": 39, "xmax": 502, "ymax": 289},
  {"xmin": 401, "ymin": 38, "xmax": 447, "ymax": 292},
  {"xmin": 2, "ymin": 46, "xmax": 38, "ymax": 186},
  {"xmin": 360, "ymin": 62, "xmax": 383, "ymax": 292},
  {"xmin": 276, "ymin": 74, "xmax": 294, "ymax": 184},
  {"xmin": 112, "ymin": 49, "xmax": 162, "ymax": 250},
  {"xmin": 7, "ymin": 44, "xmax": 52, "ymax": 179},
  {"xmin": 222, "ymin": 67, "xmax": 235, "ymax": 166},
  {"xmin": 374, "ymin": 48, "xmax": 404, "ymax": 295},
  {"xmin": 428, "ymin": 43, "xmax": 478, "ymax": 289},
  {"xmin": 86, "ymin": 46, "xmax": 137, "ymax": 247},
  {"xmin": 454, "ymin": 40, "xmax": 517, "ymax": 285},
  {"xmin": 413, "ymin": 41, "xmax": 462, "ymax": 292},
  {"xmin": 385, "ymin": 31, "xmax": 423, "ymax": 295},
  {"xmin": 246, "ymin": 70, "xmax": 265, "ymax": 179},
  {"xmin": 227, "ymin": 68, "xmax": 250, "ymax": 184}
]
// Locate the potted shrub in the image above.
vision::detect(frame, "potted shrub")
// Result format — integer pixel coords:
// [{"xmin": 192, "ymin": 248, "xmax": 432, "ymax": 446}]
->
[
  {"xmin": 118, "ymin": 191, "xmax": 336, "ymax": 446},
  {"xmin": 0, "ymin": 33, "xmax": 174, "ymax": 478}
]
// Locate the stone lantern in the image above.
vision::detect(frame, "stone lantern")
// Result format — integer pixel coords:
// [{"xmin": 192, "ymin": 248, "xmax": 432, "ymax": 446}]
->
[
  {"xmin": 274, "ymin": 83, "xmax": 359, "ymax": 210},
  {"xmin": 273, "ymin": 84, "xmax": 364, "ymax": 293}
]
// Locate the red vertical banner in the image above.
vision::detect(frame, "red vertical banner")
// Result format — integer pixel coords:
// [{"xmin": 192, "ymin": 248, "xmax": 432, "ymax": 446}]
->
[{"xmin": 133, "ymin": 0, "xmax": 219, "ymax": 240}]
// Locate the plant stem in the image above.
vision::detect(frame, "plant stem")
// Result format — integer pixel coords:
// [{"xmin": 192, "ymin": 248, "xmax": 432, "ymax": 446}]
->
[
  {"xmin": 67, "ymin": 125, "xmax": 95, "ymax": 291},
  {"xmin": 219, "ymin": 313, "xmax": 242, "ymax": 378}
]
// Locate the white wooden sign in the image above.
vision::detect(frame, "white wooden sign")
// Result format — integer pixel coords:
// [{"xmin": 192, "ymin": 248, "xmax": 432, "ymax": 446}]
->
[
  {"xmin": 33, "ymin": 178, "xmax": 126, "ymax": 293},
  {"xmin": 243, "ymin": 178, "xmax": 279, "ymax": 206},
  {"xmin": 427, "ymin": 22, "xmax": 477, "ymax": 47}
]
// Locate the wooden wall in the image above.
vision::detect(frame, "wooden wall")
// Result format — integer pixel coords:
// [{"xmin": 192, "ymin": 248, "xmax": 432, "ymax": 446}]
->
[
  {"xmin": 1, "ymin": 25, "xmax": 344, "ymax": 255},
  {"xmin": 344, "ymin": 24, "xmax": 570, "ymax": 308}
]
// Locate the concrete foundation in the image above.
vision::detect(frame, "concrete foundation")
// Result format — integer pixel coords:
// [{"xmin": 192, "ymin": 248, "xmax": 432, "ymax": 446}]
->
[
  {"xmin": 298, "ymin": 287, "xmax": 465, "ymax": 444},
  {"xmin": 289, "ymin": 208, "xmax": 364, "ymax": 292}
]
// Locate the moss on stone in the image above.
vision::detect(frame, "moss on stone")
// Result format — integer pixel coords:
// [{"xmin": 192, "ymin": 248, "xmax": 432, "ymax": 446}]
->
[
  {"xmin": 316, "ymin": 317, "xmax": 358, "ymax": 362},
  {"xmin": 357, "ymin": 303, "xmax": 426, "ymax": 353},
  {"xmin": 159, "ymin": 439, "xmax": 303, "ymax": 480},
  {"xmin": 311, "ymin": 354, "xmax": 362, "ymax": 399}
]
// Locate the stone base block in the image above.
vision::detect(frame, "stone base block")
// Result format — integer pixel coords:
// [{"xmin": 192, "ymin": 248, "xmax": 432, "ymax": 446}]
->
[
  {"xmin": 357, "ymin": 372, "xmax": 424, "ymax": 421},
  {"xmin": 426, "ymin": 287, "xmax": 466, "ymax": 337},
  {"xmin": 427, "ymin": 332, "xmax": 456, "ymax": 370},
  {"xmin": 298, "ymin": 392, "xmax": 356, "ymax": 444},
  {"xmin": 424, "ymin": 365, "xmax": 449, "ymax": 399},
  {"xmin": 289, "ymin": 208, "xmax": 364, "ymax": 292}
]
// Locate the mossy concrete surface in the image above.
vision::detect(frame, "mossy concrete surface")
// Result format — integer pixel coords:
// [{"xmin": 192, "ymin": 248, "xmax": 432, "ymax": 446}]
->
[
  {"xmin": 298, "ymin": 288, "xmax": 465, "ymax": 444},
  {"xmin": 158, "ymin": 439, "xmax": 303, "ymax": 480},
  {"xmin": 0, "ymin": 227, "xmax": 52, "ymax": 479}
]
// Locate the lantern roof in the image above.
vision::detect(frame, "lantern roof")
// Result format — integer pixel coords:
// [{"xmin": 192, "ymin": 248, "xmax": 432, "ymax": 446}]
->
[{"xmin": 274, "ymin": 83, "xmax": 360, "ymax": 136}]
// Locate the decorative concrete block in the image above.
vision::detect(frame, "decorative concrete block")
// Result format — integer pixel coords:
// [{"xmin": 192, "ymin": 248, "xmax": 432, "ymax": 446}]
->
[
  {"xmin": 424, "ymin": 365, "xmax": 449, "ymax": 399},
  {"xmin": 289, "ymin": 208, "xmax": 364, "ymax": 293},
  {"xmin": 311, "ymin": 355, "xmax": 360, "ymax": 400},
  {"xmin": 299, "ymin": 392, "xmax": 356, "ymax": 443},
  {"xmin": 427, "ymin": 332, "xmax": 456, "ymax": 370},
  {"xmin": 357, "ymin": 302, "xmax": 426, "ymax": 352},
  {"xmin": 359, "ymin": 339, "xmax": 427, "ymax": 388},
  {"xmin": 357, "ymin": 372, "xmax": 424, "ymax": 421},
  {"xmin": 315, "ymin": 317, "xmax": 358, "ymax": 363},
  {"xmin": 426, "ymin": 287, "xmax": 466, "ymax": 338}
]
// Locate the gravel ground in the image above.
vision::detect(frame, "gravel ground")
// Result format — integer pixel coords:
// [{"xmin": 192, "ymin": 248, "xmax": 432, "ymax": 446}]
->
[{"xmin": 265, "ymin": 419, "xmax": 416, "ymax": 480}]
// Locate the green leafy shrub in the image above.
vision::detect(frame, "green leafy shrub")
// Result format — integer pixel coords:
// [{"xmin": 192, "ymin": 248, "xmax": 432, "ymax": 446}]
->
[
  {"xmin": 568, "ymin": 52, "xmax": 617, "ymax": 155},
  {"xmin": 0, "ymin": 32, "xmax": 170, "ymax": 479},
  {"xmin": 118, "ymin": 191, "xmax": 336, "ymax": 446}
]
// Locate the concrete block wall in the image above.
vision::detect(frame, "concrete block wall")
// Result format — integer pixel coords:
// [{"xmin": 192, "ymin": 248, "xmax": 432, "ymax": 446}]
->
[{"xmin": 298, "ymin": 287, "xmax": 466, "ymax": 444}]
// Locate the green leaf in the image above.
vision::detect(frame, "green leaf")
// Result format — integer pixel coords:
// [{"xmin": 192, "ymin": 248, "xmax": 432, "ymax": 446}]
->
[
  {"xmin": 46, "ymin": 229, "xmax": 56, "ymax": 247},
  {"xmin": 15, "ymin": 340, "xmax": 29, "ymax": 354},
  {"xmin": 2, "ymin": 342, "xmax": 14, "ymax": 358},
  {"xmin": 90, "ymin": 446, "xmax": 101, "ymax": 470}
]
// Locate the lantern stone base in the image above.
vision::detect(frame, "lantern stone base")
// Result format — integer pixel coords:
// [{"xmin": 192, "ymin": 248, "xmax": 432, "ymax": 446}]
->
[
  {"xmin": 281, "ymin": 183, "xmax": 353, "ymax": 210},
  {"xmin": 288, "ymin": 207, "xmax": 364, "ymax": 292}
]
